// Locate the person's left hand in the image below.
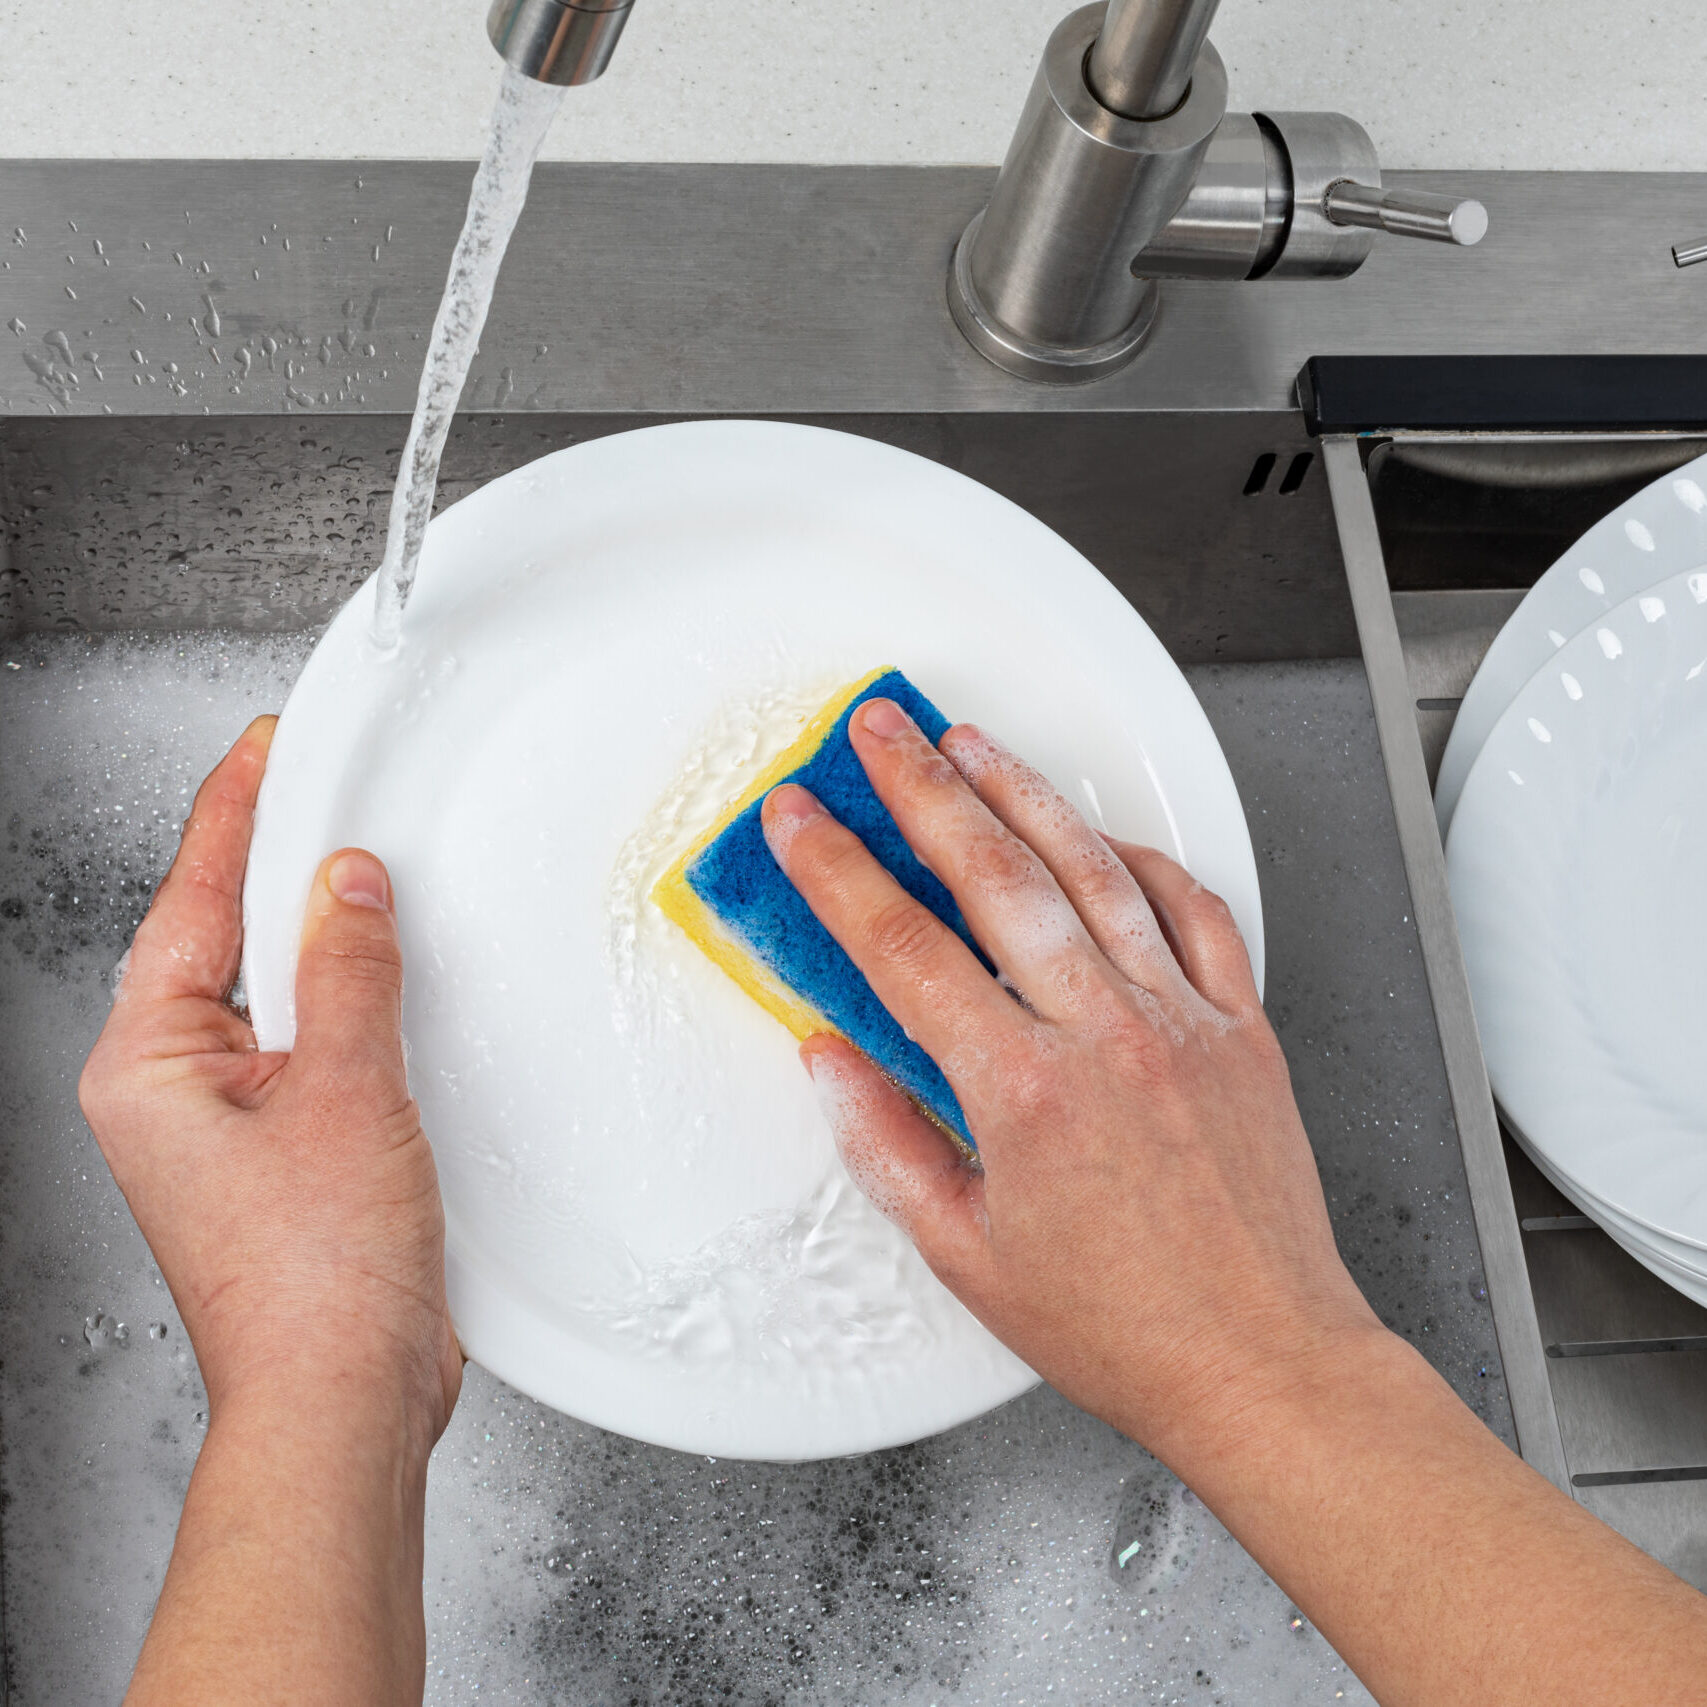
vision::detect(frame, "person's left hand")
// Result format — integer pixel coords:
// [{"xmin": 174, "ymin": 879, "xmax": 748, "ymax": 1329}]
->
[{"xmin": 78, "ymin": 717, "xmax": 461, "ymax": 1449}]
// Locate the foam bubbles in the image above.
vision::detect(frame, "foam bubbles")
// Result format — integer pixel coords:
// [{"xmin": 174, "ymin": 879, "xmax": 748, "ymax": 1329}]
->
[{"xmin": 0, "ymin": 632, "xmax": 312, "ymax": 976}]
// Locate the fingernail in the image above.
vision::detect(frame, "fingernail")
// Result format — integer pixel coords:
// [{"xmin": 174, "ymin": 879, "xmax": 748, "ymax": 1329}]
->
[
  {"xmin": 766, "ymin": 783, "xmax": 822, "ymax": 821},
  {"xmin": 762, "ymin": 785, "xmax": 822, "ymax": 864},
  {"xmin": 940, "ymin": 722, "xmax": 998, "ymax": 781},
  {"xmin": 328, "ymin": 850, "xmax": 391, "ymax": 909},
  {"xmin": 859, "ymin": 698, "xmax": 912, "ymax": 740},
  {"xmin": 952, "ymin": 722, "xmax": 1004, "ymax": 755}
]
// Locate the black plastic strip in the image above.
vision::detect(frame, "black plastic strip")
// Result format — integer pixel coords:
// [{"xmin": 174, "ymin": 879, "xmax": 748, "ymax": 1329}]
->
[
  {"xmin": 1298, "ymin": 355, "xmax": 1707, "ymax": 435},
  {"xmin": 1572, "ymin": 1466, "xmax": 1707, "ymax": 1488}
]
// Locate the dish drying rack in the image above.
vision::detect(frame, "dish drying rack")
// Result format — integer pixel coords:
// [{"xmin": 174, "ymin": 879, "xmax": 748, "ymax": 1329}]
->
[{"xmin": 1322, "ymin": 403, "xmax": 1707, "ymax": 1586}]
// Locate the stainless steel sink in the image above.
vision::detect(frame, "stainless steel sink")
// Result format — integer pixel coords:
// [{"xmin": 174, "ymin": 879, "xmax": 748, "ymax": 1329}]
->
[{"xmin": 2, "ymin": 159, "xmax": 1705, "ymax": 1705}]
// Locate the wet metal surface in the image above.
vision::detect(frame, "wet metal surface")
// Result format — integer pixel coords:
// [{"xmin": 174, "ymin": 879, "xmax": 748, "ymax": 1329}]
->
[
  {"xmin": 3, "ymin": 165, "xmax": 1706, "ymax": 420},
  {"xmin": 0, "ymin": 412, "xmax": 1353, "ymax": 662}
]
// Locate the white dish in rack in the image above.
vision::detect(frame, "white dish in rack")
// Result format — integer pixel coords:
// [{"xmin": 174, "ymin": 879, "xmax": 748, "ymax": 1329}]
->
[
  {"xmin": 1436, "ymin": 449, "xmax": 1707, "ymax": 833},
  {"xmin": 1449, "ymin": 567, "xmax": 1707, "ymax": 1266}
]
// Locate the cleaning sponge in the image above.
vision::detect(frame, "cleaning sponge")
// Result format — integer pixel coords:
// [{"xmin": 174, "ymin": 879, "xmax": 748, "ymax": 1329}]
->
[{"xmin": 653, "ymin": 668, "xmax": 979, "ymax": 1147}]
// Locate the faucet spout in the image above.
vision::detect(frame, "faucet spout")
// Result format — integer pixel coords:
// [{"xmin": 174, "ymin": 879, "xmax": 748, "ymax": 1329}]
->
[
  {"xmin": 488, "ymin": 0, "xmax": 634, "ymax": 86},
  {"xmin": 1090, "ymin": 0, "xmax": 1223, "ymax": 120}
]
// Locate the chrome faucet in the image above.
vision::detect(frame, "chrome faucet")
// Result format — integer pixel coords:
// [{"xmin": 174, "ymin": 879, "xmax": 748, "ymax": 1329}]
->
[
  {"xmin": 486, "ymin": 0, "xmax": 634, "ymax": 85},
  {"xmin": 482, "ymin": 0, "xmax": 1483, "ymax": 384},
  {"xmin": 949, "ymin": 0, "xmax": 1488, "ymax": 382}
]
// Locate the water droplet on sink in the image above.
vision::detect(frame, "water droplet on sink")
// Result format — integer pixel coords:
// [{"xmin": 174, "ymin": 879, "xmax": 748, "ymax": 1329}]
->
[{"xmin": 82, "ymin": 1311, "xmax": 128, "ymax": 1350}]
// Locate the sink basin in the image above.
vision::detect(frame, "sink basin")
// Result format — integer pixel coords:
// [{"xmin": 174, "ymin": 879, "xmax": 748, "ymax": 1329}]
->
[
  {"xmin": 3, "ymin": 157, "xmax": 1705, "ymax": 1704},
  {"xmin": 0, "ymin": 400, "xmax": 1477, "ymax": 1705}
]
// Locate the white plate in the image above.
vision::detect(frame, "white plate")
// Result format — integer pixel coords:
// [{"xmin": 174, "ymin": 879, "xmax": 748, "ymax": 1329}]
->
[
  {"xmin": 242, "ymin": 420, "xmax": 1264, "ymax": 1460},
  {"xmin": 1435, "ymin": 450, "xmax": 1707, "ymax": 834},
  {"xmin": 1519, "ymin": 1138, "xmax": 1707, "ymax": 1295},
  {"xmin": 1513, "ymin": 1110, "xmax": 1707, "ymax": 1276},
  {"xmin": 1594, "ymin": 1215, "xmax": 1707, "ymax": 1312},
  {"xmin": 1547, "ymin": 1170, "xmax": 1707, "ymax": 1279},
  {"xmin": 1526, "ymin": 1149, "xmax": 1707, "ymax": 1309},
  {"xmin": 1448, "ymin": 567, "xmax": 1707, "ymax": 1257}
]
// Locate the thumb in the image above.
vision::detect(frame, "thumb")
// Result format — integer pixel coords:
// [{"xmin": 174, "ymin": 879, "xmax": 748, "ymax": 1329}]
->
[
  {"xmin": 803, "ymin": 1036, "xmax": 990, "ymax": 1296},
  {"xmin": 291, "ymin": 848, "xmax": 409, "ymax": 1104}
]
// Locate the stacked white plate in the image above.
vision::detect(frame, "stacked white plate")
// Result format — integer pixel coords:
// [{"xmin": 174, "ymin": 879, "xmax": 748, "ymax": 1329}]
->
[{"xmin": 1442, "ymin": 451, "xmax": 1707, "ymax": 1303}]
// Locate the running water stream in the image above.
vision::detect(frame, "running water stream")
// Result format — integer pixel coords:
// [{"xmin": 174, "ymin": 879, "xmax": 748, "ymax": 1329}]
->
[{"xmin": 370, "ymin": 67, "xmax": 566, "ymax": 650}]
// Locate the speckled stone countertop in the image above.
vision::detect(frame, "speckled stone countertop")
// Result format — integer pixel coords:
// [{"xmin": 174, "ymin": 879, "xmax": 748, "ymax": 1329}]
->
[
  {"xmin": 0, "ymin": 637, "xmax": 1503, "ymax": 1705},
  {"xmin": 0, "ymin": 0, "xmax": 1701, "ymax": 170}
]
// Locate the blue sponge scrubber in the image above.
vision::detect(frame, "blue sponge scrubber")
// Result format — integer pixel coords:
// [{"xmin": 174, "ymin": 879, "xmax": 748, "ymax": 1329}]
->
[{"xmin": 653, "ymin": 668, "xmax": 979, "ymax": 1148}]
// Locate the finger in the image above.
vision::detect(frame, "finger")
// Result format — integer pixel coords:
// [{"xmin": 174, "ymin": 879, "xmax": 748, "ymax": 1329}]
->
[
  {"xmin": 289, "ymin": 848, "xmax": 411, "ymax": 1105},
  {"xmin": 1107, "ymin": 840, "xmax": 1261, "ymax": 1015},
  {"xmin": 125, "ymin": 716, "xmax": 277, "ymax": 1006},
  {"xmin": 804, "ymin": 1035, "xmax": 990, "ymax": 1293},
  {"xmin": 762, "ymin": 784, "xmax": 1023, "ymax": 1068},
  {"xmin": 940, "ymin": 723, "xmax": 1191, "ymax": 997},
  {"xmin": 848, "ymin": 699, "xmax": 1116, "ymax": 1021}
]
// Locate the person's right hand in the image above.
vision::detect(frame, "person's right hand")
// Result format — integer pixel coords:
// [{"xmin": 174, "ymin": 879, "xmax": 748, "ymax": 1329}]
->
[
  {"xmin": 765, "ymin": 697, "xmax": 1707, "ymax": 1707},
  {"xmin": 761, "ymin": 697, "xmax": 1384, "ymax": 1468}
]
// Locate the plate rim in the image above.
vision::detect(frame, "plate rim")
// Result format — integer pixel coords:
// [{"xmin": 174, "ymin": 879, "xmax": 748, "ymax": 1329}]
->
[{"xmin": 1434, "ymin": 448, "xmax": 1707, "ymax": 835}]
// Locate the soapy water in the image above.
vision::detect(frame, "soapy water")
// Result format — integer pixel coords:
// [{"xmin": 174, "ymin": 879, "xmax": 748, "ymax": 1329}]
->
[
  {"xmin": 0, "ymin": 633, "xmax": 316, "ymax": 976},
  {"xmin": 0, "ymin": 632, "xmax": 312, "ymax": 1707},
  {"xmin": 604, "ymin": 671, "xmax": 838, "ymax": 1061},
  {"xmin": 568, "ymin": 1173, "xmax": 947, "ymax": 1366},
  {"xmin": 369, "ymin": 66, "xmax": 565, "ymax": 650}
]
